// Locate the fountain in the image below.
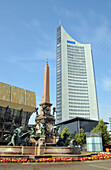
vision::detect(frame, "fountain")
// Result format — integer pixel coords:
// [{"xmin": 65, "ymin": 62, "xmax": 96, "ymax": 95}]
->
[
  {"xmin": 0, "ymin": 59, "xmax": 80, "ymax": 157},
  {"xmin": 31, "ymin": 59, "xmax": 80, "ymax": 155}
]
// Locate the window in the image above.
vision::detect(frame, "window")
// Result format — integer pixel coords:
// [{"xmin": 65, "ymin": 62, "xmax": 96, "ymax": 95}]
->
[
  {"xmin": 68, "ymin": 82, "xmax": 87, "ymax": 85},
  {"xmin": 69, "ymin": 98, "xmax": 89, "ymax": 101},
  {"xmin": 69, "ymin": 109, "xmax": 90, "ymax": 112},
  {"xmin": 69, "ymin": 102, "xmax": 89, "ymax": 105},
  {"xmin": 69, "ymin": 91, "xmax": 88, "ymax": 95},
  {"xmin": 69, "ymin": 88, "xmax": 88, "ymax": 92},
  {"xmin": 69, "ymin": 105, "xmax": 89, "ymax": 108},
  {"xmin": 68, "ymin": 85, "xmax": 88, "ymax": 89},
  {"xmin": 68, "ymin": 79, "xmax": 87, "ymax": 82},
  {"xmin": 68, "ymin": 76, "xmax": 87, "ymax": 80},
  {"xmin": 69, "ymin": 95, "xmax": 89, "ymax": 98}
]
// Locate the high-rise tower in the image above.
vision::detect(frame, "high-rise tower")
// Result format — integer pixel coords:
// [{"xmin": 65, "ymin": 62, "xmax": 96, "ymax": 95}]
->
[{"xmin": 56, "ymin": 25, "xmax": 99, "ymax": 123}]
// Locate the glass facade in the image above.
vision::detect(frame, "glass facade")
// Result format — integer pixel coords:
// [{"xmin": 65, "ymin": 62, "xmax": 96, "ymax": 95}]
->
[
  {"xmin": 86, "ymin": 133, "xmax": 103, "ymax": 152},
  {"xmin": 58, "ymin": 119, "xmax": 99, "ymax": 138}
]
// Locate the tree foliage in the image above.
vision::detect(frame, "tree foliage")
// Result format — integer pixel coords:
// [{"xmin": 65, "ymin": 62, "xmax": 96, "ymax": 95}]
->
[
  {"xmin": 74, "ymin": 128, "xmax": 86, "ymax": 146},
  {"xmin": 60, "ymin": 126, "xmax": 71, "ymax": 140},
  {"xmin": 91, "ymin": 119, "xmax": 110, "ymax": 145}
]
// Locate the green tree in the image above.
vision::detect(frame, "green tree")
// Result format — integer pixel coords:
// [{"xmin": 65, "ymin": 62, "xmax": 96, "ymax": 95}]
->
[
  {"xmin": 74, "ymin": 132, "xmax": 81, "ymax": 145},
  {"xmin": 74, "ymin": 128, "xmax": 86, "ymax": 146},
  {"xmin": 60, "ymin": 126, "xmax": 71, "ymax": 140},
  {"xmin": 91, "ymin": 119, "xmax": 110, "ymax": 145}
]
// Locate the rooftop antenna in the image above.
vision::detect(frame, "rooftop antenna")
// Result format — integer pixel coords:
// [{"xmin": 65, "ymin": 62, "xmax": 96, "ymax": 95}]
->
[{"xmin": 59, "ymin": 19, "xmax": 61, "ymax": 26}]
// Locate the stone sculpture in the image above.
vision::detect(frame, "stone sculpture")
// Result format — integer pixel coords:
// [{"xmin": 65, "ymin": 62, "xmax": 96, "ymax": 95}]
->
[
  {"xmin": 53, "ymin": 107, "xmax": 56, "ymax": 116},
  {"xmin": 30, "ymin": 126, "xmax": 36, "ymax": 138},
  {"xmin": 54, "ymin": 126, "xmax": 60, "ymax": 137},
  {"xmin": 35, "ymin": 107, "xmax": 39, "ymax": 117},
  {"xmin": 4, "ymin": 126, "xmax": 30, "ymax": 146},
  {"xmin": 57, "ymin": 133, "xmax": 70, "ymax": 146}
]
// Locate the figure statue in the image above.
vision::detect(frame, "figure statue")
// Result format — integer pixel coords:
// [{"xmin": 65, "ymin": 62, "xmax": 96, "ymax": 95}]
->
[
  {"xmin": 56, "ymin": 136, "xmax": 64, "ymax": 146},
  {"xmin": 41, "ymin": 126, "xmax": 45, "ymax": 136},
  {"xmin": 57, "ymin": 133, "xmax": 70, "ymax": 146},
  {"xmin": 54, "ymin": 126, "xmax": 60, "ymax": 136},
  {"xmin": 30, "ymin": 125, "xmax": 41, "ymax": 140},
  {"xmin": 35, "ymin": 108, "xmax": 38, "ymax": 117},
  {"xmin": 53, "ymin": 107, "xmax": 56, "ymax": 116},
  {"xmin": 42, "ymin": 105, "xmax": 47, "ymax": 116},
  {"xmin": 4, "ymin": 126, "xmax": 31, "ymax": 146},
  {"xmin": 30, "ymin": 126, "xmax": 36, "ymax": 138},
  {"xmin": 41, "ymin": 119, "xmax": 46, "ymax": 136},
  {"xmin": 5, "ymin": 130, "xmax": 17, "ymax": 146},
  {"xmin": 36, "ymin": 123, "xmax": 42, "ymax": 134},
  {"xmin": 69, "ymin": 139, "xmax": 75, "ymax": 147}
]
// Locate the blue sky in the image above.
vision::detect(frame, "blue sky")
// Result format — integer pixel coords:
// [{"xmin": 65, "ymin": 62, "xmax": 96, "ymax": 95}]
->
[{"xmin": 0, "ymin": 0, "xmax": 111, "ymax": 129}]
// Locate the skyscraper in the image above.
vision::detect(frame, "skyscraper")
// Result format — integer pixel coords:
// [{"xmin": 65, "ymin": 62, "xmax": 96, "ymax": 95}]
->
[{"xmin": 56, "ymin": 25, "xmax": 99, "ymax": 123}]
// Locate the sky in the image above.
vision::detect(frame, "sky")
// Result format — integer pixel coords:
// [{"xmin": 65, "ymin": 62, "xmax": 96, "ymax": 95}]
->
[{"xmin": 0, "ymin": 0, "xmax": 111, "ymax": 129}]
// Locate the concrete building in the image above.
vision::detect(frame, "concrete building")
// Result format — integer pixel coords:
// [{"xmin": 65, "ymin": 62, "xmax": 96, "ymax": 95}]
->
[
  {"xmin": 0, "ymin": 82, "xmax": 36, "ymax": 144},
  {"xmin": 56, "ymin": 25, "xmax": 99, "ymax": 123}
]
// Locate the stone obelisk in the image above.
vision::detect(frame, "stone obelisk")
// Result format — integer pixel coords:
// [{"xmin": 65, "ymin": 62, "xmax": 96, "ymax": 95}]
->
[
  {"xmin": 35, "ymin": 59, "xmax": 55, "ymax": 144},
  {"xmin": 39, "ymin": 58, "xmax": 52, "ymax": 115}
]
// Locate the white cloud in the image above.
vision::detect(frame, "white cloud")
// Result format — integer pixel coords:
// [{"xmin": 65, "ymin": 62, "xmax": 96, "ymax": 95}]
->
[
  {"xmin": 3, "ymin": 47, "xmax": 56, "ymax": 73},
  {"xmin": 21, "ymin": 19, "xmax": 52, "ymax": 42},
  {"xmin": 35, "ymin": 49, "xmax": 55, "ymax": 60},
  {"xmin": 21, "ymin": 19, "xmax": 40, "ymax": 29},
  {"xmin": 32, "ymin": 19, "xmax": 40, "ymax": 27},
  {"xmin": 101, "ymin": 78, "xmax": 111, "ymax": 92}
]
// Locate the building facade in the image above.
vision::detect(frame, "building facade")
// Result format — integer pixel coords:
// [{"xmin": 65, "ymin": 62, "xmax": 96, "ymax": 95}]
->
[
  {"xmin": 55, "ymin": 117, "xmax": 107, "ymax": 138},
  {"xmin": 0, "ymin": 82, "xmax": 36, "ymax": 144},
  {"xmin": 56, "ymin": 25, "xmax": 99, "ymax": 123}
]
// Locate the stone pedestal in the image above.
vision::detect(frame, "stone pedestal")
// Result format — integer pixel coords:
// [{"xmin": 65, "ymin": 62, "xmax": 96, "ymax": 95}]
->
[
  {"xmin": 38, "ymin": 136, "xmax": 45, "ymax": 146},
  {"xmin": 35, "ymin": 114, "xmax": 55, "ymax": 145}
]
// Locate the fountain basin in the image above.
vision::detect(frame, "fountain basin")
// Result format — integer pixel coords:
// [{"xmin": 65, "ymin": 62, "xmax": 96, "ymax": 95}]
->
[
  {"xmin": 0, "ymin": 146, "xmax": 80, "ymax": 156},
  {"xmin": 44, "ymin": 146, "xmax": 80, "ymax": 154}
]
